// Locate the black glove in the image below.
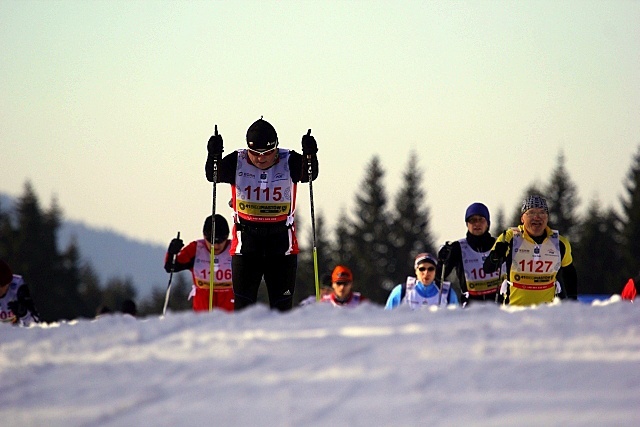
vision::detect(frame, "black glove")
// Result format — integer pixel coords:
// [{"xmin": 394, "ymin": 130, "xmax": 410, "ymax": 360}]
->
[
  {"xmin": 207, "ymin": 133, "xmax": 224, "ymax": 158},
  {"xmin": 491, "ymin": 241, "xmax": 508, "ymax": 262},
  {"xmin": 8, "ymin": 300, "xmax": 27, "ymax": 319},
  {"xmin": 167, "ymin": 238, "xmax": 184, "ymax": 256},
  {"xmin": 8, "ymin": 285, "xmax": 37, "ymax": 320},
  {"xmin": 301, "ymin": 133, "xmax": 317, "ymax": 155},
  {"xmin": 438, "ymin": 243, "xmax": 452, "ymax": 262}
]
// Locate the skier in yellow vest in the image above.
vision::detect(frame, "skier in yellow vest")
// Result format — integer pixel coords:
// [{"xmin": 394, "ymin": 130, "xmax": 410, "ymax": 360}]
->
[{"xmin": 483, "ymin": 195, "xmax": 578, "ymax": 306}]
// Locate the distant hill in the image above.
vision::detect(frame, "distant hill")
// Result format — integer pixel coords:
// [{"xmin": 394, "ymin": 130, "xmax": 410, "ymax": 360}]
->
[{"xmin": 1, "ymin": 193, "xmax": 181, "ymax": 299}]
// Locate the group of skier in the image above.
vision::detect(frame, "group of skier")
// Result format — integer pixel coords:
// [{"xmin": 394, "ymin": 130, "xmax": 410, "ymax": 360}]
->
[
  {"xmin": 160, "ymin": 116, "xmax": 588, "ymax": 314},
  {"xmin": 384, "ymin": 195, "xmax": 579, "ymax": 310},
  {"xmin": 2, "ymin": 117, "xmax": 636, "ymax": 327}
]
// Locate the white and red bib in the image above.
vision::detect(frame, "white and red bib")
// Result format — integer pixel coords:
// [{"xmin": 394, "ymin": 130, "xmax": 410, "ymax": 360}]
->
[
  {"xmin": 233, "ymin": 149, "xmax": 296, "ymax": 224},
  {"xmin": 192, "ymin": 239, "xmax": 232, "ymax": 290},
  {"xmin": 459, "ymin": 239, "xmax": 505, "ymax": 296}
]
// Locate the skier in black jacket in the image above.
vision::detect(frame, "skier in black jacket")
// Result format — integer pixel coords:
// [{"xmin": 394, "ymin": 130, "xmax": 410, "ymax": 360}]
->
[
  {"xmin": 205, "ymin": 118, "xmax": 318, "ymax": 311},
  {"xmin": 437, "ymin": 202, "xmax": 504, "ymax": 306}
]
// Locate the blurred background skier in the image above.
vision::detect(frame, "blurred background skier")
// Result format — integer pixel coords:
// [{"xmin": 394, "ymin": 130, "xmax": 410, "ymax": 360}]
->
[
  {"xmin": 319, "ymin": 265, "xmax": 367, "ymax": 308},
  {"xmin": 0, "ymin": 259, "xmax": 39, "ymax": 326},
  {"xmin": 165, "ymin": 214, "xmax": 234, "ymax": 312}
]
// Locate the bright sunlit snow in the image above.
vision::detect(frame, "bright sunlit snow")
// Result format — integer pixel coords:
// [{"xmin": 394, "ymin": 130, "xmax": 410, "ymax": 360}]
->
[{"xmin": 1, "ymin": 298, "xmax": 639, "ymax": 427}]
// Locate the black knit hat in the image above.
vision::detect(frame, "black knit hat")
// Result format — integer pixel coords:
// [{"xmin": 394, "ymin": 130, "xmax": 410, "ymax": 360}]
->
[
  {"xmin": 246, "ymin": 118, "xmax": 278, "ymax": 151},
  {"xmin": 203, "ymin": 214, "xmax": 230, "ymax": 243}
]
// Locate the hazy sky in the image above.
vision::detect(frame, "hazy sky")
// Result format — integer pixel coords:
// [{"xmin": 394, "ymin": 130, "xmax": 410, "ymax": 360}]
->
[{"xmin": 2, "ymin": 0, "xmax": 639, "ymax": 251}]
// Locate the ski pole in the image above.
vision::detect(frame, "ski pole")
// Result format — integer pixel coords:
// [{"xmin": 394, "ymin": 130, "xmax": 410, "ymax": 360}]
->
[
  {"xmin": 162, "ymin": 231, "xmax": 180, "ymax": 316},
  {"xmin": 306, "ymin": 129, "xmax": 320, "ymax": 300},
  {"xmin": 438, "ymin": 242, "xmax": 451, "ymax": 305},
  {"xmin": 209, "ymin": 124, "xmax": 219, "ymax": 311}
]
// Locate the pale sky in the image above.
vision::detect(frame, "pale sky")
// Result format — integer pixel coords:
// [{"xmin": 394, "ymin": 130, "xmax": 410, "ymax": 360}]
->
[{"xmin": 1, "ymin": 0, "xmax": 639, "ymax": 250}]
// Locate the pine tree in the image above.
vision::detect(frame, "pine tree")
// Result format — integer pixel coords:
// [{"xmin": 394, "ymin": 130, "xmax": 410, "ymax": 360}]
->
[
  {"xmin": 573, "ymin": 200, "xmax": 624, "ymax": 295},
  {"xmin": 0, "ymin": 199, "xmax": 16, "ymax": 261},
  {"xmin": 12, "ymin": 182, "xmax": 64, "ymax": 321},
  {"xmin": 78, "ymin": 263, "xmax": 104, "ymax": 318},
  {"xmin": 100, "ymin": 276, "xmax": 137, "ymax": 314},
  {"xmin": 333, "ymin": 210, "xmax": 355, "ymax": 267},
  {"xmin": 492, "ymin": 206, "xmax": 506, "ymax": 237},
  {"xmin": 620, "ymin": 145, "xmax": 640, "ymax": 278},
  {"xmin": 348, "ymin": 156, "xmax": 392, "ymax": 304},
  {"xmin": 139, "ymin": 273, "xmax": 195, "ymax": 315},
  {"xmin": 389, "ymin": 154, "xmax": 434, "ymax": 286},
  {"xmin": 545, "ymin": 151, "xmax": 580, "ymax": 239}
]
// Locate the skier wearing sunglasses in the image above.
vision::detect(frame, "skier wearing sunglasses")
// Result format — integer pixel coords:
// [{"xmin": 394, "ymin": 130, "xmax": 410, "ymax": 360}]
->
[
  {"xmin": 385, "ymin": 253, "xmax": 459, "ymax": 310},
  {"xmin": 205, "ymin": 118, "xmax": 319, "ymax": 312}
]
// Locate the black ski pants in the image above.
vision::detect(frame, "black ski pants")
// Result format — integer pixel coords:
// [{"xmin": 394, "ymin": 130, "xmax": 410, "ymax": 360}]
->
[{"xmin": 232, "ymin": 253, "xmax": 297, "ymax": 312}]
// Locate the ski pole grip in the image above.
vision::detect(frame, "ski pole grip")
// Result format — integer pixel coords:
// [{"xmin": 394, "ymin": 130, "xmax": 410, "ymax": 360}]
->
[
  {"xmin": 171, "ymin": 231, "xmax": 180, "ymax": 270},
  {"xmin": 306, "ymin": 129, "xmax": 312, "ymax": 160}
]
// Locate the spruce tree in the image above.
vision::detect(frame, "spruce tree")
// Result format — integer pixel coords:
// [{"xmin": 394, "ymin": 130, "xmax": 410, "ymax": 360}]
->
[
  {"xmin": 620, "ymin": 145, "xmax": 640, "ymax": 278},
  {"xmin": 545, "ymin": 151, "xmax": 580, "ymax": 239},
  {"xmin": 78, "ymin": 263, "xmax": 104, "ymax": 318},
  {"xmin": 100, "ymin": 276, "xmax": 137, "ymax": 313},
  {"xmin": 573, "ymin": 200, "xmax": 624, "ymax": 295},
  {"xmin": 389, "ymin": 154, "xmax": 434, "ymax": 286},
  {"xmin": 333, "ymin": 210, "xmax": 355, "ymax": 267},
  {"xmin": 348, "ymin": 156, "xmax": 392, "ymax": 304},
  {"xmin": 139, "ymin": 273, "xmax": 191, "ymax": 315},
  {"xmin": 12, "ymin": 182, "xmax": 62, "ymax": 321},
  {"xmin": 492, "ymin": 207, "xmax": 506, "ymax": 237}
]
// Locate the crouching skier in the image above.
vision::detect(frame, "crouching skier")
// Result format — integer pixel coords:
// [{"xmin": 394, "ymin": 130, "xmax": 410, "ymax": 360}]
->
[{"xmin": 0, "ymin": 260, "xmax": 40, "ymax": 326}]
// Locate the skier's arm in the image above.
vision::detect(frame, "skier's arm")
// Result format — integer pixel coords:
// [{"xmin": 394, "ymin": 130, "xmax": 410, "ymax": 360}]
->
[
  {"xmin": 289, "ymin": 151, "xmax": 318, "ymax": 183},
  {"xmin": 164, "ymin": 241, "xmax": 197, "ymax": 273},
  {"xmin": 205, "ymin": 151, "xmax": 237, "ymax": 183},
  {"xmin": 384, "ymin": 285, "xmax": 403, "ymax": 310},
  {"xmin": 558, "ymin": 237, "xmax": 577, "ymax": 300},
  {"xmin": 559, "ymin": 264, "xmax": 578, "ymax": 300},
  {"xmin": 437, "ymin": 242, "xmax": 461, "ymax": 282},
  {"xmin": 484, "ymin": 233, "xmax": 510, "ymax": 274},
  {"xmin": 8, "ymin": 284, "xmax": 39, "ymax": 325}
]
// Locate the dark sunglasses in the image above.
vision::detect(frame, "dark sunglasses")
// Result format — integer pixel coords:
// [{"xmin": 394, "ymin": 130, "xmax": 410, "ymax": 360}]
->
[
  {"xmin": 247, "ymin": 147, "xmax": 277, "ymax": 157},
  {"xmin": 418, "ymin": 266, "xmax": 436, "ymax": 272},
  {"xmin": 334, "ymin": 281, "xmax": 351, "ymax": 286}
]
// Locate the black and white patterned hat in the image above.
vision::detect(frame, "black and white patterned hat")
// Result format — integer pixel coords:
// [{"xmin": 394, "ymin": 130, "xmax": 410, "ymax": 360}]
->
[{"xmin": 521, "ymin": 195, "xmax": 549, "ymax": 214}]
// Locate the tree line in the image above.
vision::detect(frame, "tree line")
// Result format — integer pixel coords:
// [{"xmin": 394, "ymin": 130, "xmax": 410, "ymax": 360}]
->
[
  {"xmin": 0, "ymin": 183, "xmax": 193, "ymax": 322},
  {"xmin": 2, "ymin": 147, "xmax": 639, "ymax": 320}
]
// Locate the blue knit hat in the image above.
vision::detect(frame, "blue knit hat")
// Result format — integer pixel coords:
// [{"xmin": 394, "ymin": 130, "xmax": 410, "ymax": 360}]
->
[{"xmin": 465, "ymin": 202, "xmax": 490, "ymax": 226}]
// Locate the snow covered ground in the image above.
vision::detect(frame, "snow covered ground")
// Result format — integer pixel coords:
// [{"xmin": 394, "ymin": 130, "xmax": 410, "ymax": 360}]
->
[{"xmin": 1, "ymin": 297, "xmax": 639, "ymax": 427}]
